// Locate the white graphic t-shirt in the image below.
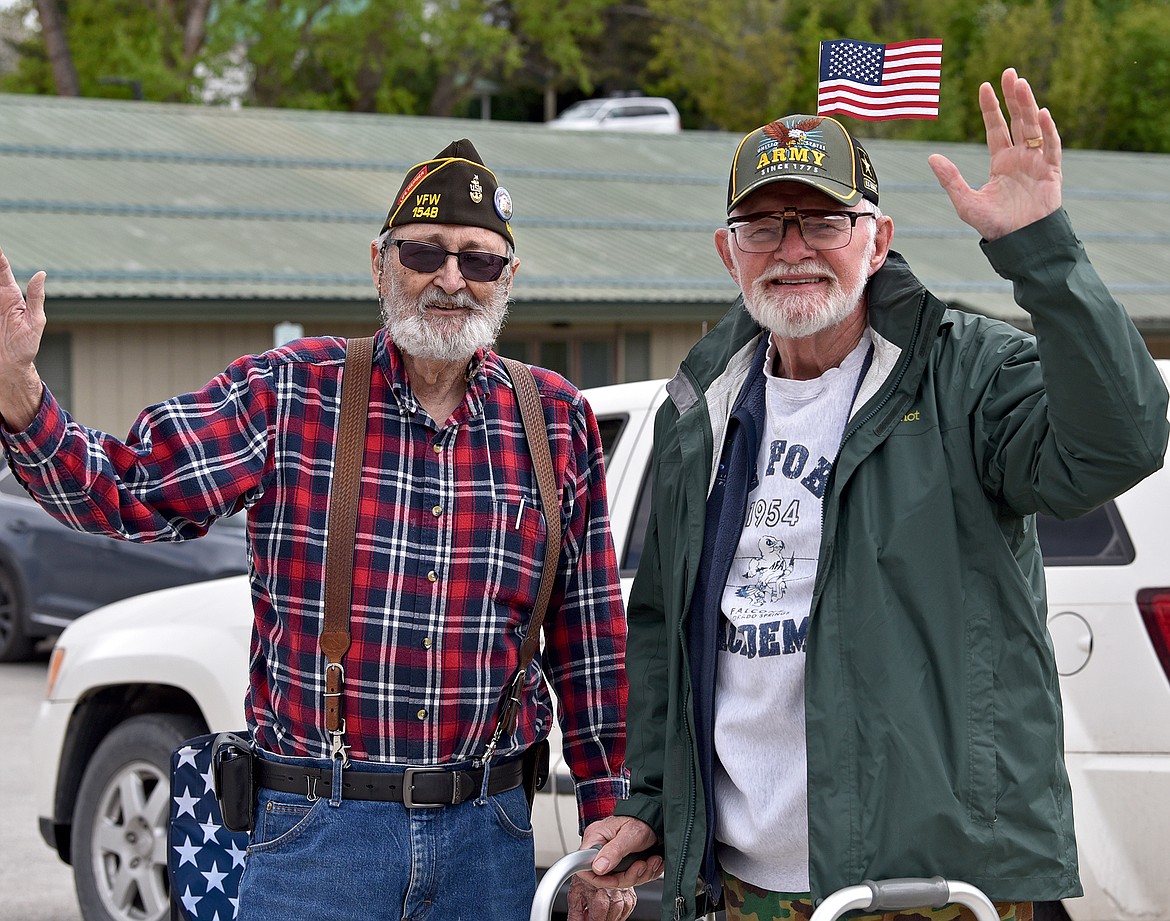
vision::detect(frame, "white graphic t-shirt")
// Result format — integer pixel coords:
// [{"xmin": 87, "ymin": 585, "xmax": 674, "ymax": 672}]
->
[{"xmin": 714, "ymin": 333, "xmax": 871, "ymax": 892}]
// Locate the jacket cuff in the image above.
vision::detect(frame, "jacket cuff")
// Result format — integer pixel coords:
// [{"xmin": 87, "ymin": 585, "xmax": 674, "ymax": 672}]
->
[
  {"xmin": 979, "ymin": 208, "xmax": 1078, "ymax": 279},
  {"xmin": 612, "ymin": 791, "xmax": 665, "ymax": 841}
]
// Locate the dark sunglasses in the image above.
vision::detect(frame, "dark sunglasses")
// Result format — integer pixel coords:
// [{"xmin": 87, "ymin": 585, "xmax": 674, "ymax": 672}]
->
[{"xmin": 385, "ymin": 238, "xmax": 509, "ymax": 282}]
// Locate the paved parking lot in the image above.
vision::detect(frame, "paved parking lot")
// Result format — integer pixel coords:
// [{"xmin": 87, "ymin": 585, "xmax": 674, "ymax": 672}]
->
[{"xmin": 1, "ymin": 654, "xmax": 83, "ymax": 920}]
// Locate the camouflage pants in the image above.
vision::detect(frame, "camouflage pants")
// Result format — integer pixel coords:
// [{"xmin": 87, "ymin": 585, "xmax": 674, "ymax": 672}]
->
[{"xmin": 720, "ymin": 869, "xmax": 1033, "ymax": 921}]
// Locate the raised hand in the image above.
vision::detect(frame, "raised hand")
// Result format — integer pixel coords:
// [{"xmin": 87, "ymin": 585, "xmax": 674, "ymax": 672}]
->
[
  {"xmin": 0, "ymin": 243, "xmax": 48, "ymax": 431},
  {"xmin": 927, "ymin": 68, "xmax": 1063, "ymax": 242}
]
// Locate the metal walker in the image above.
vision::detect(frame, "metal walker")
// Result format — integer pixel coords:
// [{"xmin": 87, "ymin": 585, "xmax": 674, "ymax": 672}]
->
[{"xmin": 531, "ymin": 847, "xmax": 1000, "ymax": 921}]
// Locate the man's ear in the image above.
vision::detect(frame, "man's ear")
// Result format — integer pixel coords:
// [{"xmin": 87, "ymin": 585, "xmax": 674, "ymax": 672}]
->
[
  {"xmin": 370, "ymin": 240, "xmax": 383, "ymax": 284},
  {"xmin": 714, "ymin": 228, "xmax": 740, "ymax": 285},
  {"xmin": 868, "ymin": 215, "xmax": 894, "ymax": 277}
]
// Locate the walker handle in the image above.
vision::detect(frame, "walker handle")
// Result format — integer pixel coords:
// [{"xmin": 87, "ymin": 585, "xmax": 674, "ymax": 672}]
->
[
  {"xmin": 810, "ymin": 878, "xmax": 1000, "ymax": 921},
  {"xmin": 528, "ymin": 846, "xmax": 660, "ymax": 921}
]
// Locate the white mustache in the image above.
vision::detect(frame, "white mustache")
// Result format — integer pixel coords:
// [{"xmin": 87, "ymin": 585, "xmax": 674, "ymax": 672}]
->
[{"xmin": 414, "ymin": 288, "xmax": 481, "ymax": 313}]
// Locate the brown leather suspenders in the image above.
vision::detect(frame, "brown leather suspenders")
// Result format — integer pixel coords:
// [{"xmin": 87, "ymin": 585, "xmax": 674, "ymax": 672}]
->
[
  {"xmin": 492, "ymin": 357, "xmax": 562, "ymax": 751},
  {"xmin": 321, "ymin": 336, "xmax": 374, "ymax": 764}
]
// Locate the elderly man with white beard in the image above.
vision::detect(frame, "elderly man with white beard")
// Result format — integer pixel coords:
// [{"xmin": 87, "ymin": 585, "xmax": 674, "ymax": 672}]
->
[
  {"xmin": 568, "ymin": 69, "xmax": 1169, "ymax": 921},
  {"xmin": 0, "ymin": 138, "xmax": 635, "ymax": 921}
]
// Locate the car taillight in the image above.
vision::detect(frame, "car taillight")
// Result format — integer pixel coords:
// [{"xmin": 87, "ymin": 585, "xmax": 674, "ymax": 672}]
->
[{"xmin": 1138, "ymin": 588, "xmax": 1170, "ymax": 682}]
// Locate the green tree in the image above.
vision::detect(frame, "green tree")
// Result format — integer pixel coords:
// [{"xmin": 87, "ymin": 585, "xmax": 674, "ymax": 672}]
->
[
  {"xmin": 3, "ymin": 0, "xmax": 1169, "ymax": 150},
  {"xmin": 641, "ymin": 0, "xmax": 970, "ymax": 136},
  {"xmin": 3, "ymin": 0, "xmax": 618, "ymax": 116},
  {"xmin": 637, "ymin": 0, "xmax": 1170, "ymax": 151},
  {"xmin": 2, "ymin": 0, "xmax": 212, "ymax": 101},
  {"xmin": 641, "ymin": 0, "xmax": 807, "ymax": 132},
  {"xmin": 1101, "ymin": 0, "xmax": 1170, "ymax": 150},
  {"xmin": 965, "ymin": 0, "xmax": 1108, "ymax": 147}
]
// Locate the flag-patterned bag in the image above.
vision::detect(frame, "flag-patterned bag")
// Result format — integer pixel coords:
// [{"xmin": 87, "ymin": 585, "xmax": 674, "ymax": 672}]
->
[{"xmin": 168, "ymin": 733, "xmax": 250, "ymax": 921}]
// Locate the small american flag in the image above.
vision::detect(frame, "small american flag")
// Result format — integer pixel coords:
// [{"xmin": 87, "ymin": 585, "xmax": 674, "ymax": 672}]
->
[
  {"xmin": 818, "ymin": 38, "xmax": 943, "ymax": 120},
  {"xmin": 168, "ymin": 734, "xmax": 250, "ymax": 921}
]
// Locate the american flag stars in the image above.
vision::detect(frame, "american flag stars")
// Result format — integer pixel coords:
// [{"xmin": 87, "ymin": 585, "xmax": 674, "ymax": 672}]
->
[
  {"xmin": 169, "ymin": 734, "xmax": 250, "ymax": 920},
  {"xmin": 825, "ymin": 40, "xmax": 886, "ymax": 84}
]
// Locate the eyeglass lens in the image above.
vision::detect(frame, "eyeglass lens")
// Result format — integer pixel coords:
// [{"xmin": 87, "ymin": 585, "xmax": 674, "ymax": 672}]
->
[
  {"xmin": 392, "ymin": 239, "xmax": 508, "ymax": 282},
  {"xmin": 731, "ymin": 211, "xmax": 866, "ymax": 253}
]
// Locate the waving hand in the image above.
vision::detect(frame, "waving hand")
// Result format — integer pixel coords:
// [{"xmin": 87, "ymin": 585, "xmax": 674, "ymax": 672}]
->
[
  {"xmin": 0, "ymin": 243, "xmax": 47, "ymax": 431},
  {"xmin": 928, "ymin": 68, "xmax": 1063, "ymax": 242}
]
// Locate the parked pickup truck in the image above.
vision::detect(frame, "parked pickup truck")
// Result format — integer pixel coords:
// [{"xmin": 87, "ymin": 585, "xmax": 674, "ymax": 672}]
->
[{"xmin": 30, "ymin": 363, "xmax": 1170, "ymax": 921}]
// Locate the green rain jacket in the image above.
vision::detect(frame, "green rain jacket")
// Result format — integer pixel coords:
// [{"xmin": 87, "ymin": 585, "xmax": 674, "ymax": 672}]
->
[{"xmin": 613, "ymin": 210, "xmax": 1169, "ymax": 920}]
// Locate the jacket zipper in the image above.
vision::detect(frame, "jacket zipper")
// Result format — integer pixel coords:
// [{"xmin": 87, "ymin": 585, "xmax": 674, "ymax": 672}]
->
[
  {"xmin": 674, "ymin": 598, "xmax": 699, "ymax": 921},
  {"xmin": 670, "ymin": 366, "xmax": 703, "ymax": 921},
  {"xmin": 819, "ymin": 291, "xmax": 926, "ymax": 539},
  {"xmin": 842, "ymin": 292, "xmax": 927, "ymax": 446}
]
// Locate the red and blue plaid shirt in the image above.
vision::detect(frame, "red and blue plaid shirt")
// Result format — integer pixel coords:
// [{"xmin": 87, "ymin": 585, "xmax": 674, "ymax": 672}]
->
[{"xmin": 4, "ymin": 331, "xmax": 628, "ymax": 824}]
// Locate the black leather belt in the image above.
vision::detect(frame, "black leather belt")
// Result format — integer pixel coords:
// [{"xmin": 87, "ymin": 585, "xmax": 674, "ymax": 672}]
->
[{"xmin": 256, "ymin": 757, "xmax": 524, "ymax": 807}]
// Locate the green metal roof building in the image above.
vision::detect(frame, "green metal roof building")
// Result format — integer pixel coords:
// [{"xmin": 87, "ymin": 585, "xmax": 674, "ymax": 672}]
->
[{"xmin": 1, "ymin": 92, "xmax": 1166, "ymax": 434}]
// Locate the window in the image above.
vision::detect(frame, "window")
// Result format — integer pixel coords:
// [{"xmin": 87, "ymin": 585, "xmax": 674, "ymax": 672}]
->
[
  {"xmin": 496, "ymin": 336, "xmax": 619, "ymax": 387},
  {"xmin": 578, "ymin": 341, "xmax": 613, "ymax": 389},
  {"xmin": 539, "ymin": 341, "xmax": 570, "ymax": 377},
  {"xmin": 622, "ymin": 469, "xmax": 654, "ymax": 577},
  {"xmin": 1036, "ymin": 502, "xmax": 1135, "ymax": 566},
  {"xmin": 624, "ymin": 332, "xmax": 650, "ymax": 383},
  {"xmin": 595, "ymin": 415, "xmax": 628, "ymax": 468}
]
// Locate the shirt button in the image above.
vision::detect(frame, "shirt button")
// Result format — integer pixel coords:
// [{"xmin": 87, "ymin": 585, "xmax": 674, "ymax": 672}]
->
[
  {"xmin": 433, "ymin": 443, "xmax": 442, "ymax": 454},
  {"xmin": 417, "ymin": 709, "xmax": 427, "ymax": 720},
  {"xmin": 432, "ymin": 505, "xmax": 442, "ymax": 517},
  {"xmin": 427, "ymin": 570, "xmax": 438, "ymax": 582},
  {"xmin": 422, "ymin": 637, "xmax": 432, "ymax": 649}
]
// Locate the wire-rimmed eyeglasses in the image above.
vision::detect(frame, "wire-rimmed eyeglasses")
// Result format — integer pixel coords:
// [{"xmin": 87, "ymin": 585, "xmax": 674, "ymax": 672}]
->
[
  {"xmin": 727, "ymin": 208, "xmax": 877, "ymax": 253},
  {"xmin": 385, "ymin": 238, "xmax": 509, "ymax": 282}
]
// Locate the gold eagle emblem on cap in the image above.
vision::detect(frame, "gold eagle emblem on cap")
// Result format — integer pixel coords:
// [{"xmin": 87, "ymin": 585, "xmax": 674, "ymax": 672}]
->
[{"xmin": 763, "ymin": 116, "xmax": 823, "ymax": 147}]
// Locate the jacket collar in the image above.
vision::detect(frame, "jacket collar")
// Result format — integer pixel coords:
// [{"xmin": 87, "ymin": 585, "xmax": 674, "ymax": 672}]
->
[
  {"xmin": 865, "ymin": 250, "xmax": 939, "ymax": 350},
  {"xmin": 673, "ymin": 250, "xmax": 943, "ymax": 464}
]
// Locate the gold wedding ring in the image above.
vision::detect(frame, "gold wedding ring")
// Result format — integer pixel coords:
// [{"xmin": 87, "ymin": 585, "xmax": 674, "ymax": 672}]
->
[{"xmin": 1024, "ymin": 136, "xmax": 1044, "ymax": 149}]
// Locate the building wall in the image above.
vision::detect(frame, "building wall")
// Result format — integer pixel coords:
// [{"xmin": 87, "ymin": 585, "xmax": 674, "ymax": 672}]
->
[
  {"xmin": 650, "ymin": 323, "xmax": 711, "ymax": 380},
  {"xmin": 64, "ymin": 321, "xmax": 374, "ymax": 435}
]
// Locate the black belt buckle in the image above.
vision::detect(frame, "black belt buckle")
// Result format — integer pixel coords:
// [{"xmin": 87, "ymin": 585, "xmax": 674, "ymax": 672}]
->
[{"xmin": 402, "ymin": 767, "xmax": 460, "ymax": 808}]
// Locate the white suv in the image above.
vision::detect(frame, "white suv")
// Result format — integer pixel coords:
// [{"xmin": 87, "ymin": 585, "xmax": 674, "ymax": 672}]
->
[
  {"xmin": 548, "ymin": 97, "xmax": 682, "ymax": 134},
  {"xmin": 30, "ymin": 364, "xmax": 1170, "ymax": 921}
]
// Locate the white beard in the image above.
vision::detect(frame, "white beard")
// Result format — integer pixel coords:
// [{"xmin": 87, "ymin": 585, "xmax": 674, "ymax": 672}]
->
[
  {"xmin": 742, "ymin": 233, "xmax": 876, "ymax": 339},
  {"xmin": 381, "ymin": 275, "xmax": 510, "ymax": 364}
]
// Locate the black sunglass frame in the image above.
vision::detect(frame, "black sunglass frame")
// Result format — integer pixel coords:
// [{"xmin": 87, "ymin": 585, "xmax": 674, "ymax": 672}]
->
[
  {"xmin": 386, "ymin": 238, "xmax": 509, "ymax": 282},
  {"xmin": 726, "ymin": 208, "xmax": 877, "ymax": 252}
]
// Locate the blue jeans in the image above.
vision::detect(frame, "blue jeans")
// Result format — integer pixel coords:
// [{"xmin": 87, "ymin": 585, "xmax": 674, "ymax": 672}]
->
[{"xmin": 237, "ymin": 752, "xmax": 537, "ymax": 921}]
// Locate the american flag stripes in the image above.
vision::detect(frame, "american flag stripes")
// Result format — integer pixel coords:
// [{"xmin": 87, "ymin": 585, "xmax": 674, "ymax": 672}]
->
[
  {"xmin": 169, "ymin": 734, "xmax": 249, "ymax": 921},
  {"xmin": 818, "ymin": 38, "xmax": 943, "ymax": 120}
]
